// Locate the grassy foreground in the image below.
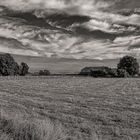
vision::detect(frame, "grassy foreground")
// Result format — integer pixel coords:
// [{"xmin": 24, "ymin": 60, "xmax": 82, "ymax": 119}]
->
[
  {"xmin": 0, "ymin": 76, "xmax": 140, "ymax": 140},
  {"xmin": 0, "ymin": 111, "xmax": 66, "ymax": 140}
]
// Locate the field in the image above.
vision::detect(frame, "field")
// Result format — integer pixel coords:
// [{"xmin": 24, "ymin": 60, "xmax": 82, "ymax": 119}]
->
[{"xmin": 0, "ymin": 76, "xmax": 140, "ymax": 140}]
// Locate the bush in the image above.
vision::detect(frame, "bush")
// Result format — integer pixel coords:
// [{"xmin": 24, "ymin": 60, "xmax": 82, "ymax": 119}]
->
[
  {"xmin": 19, "ymin": 62, "xmax": 29, "ymax": 76},
  {"xmin": 91, "ymin": 69, "xmax": 109, "ymax": 77},
  {"xmin": 117, "ymin": 56, "xmax": 139, "ymax": 76},
  {"xmin": 39, "ymin": 70, "xmax": 51, "ymax": 76},
  {"xmin": 117, "ymin": 69, "xmax": 130, "ymax": 78},
  {"xmin": 108, "ymin": 68, "xmax": 118, "ymax": 77}
]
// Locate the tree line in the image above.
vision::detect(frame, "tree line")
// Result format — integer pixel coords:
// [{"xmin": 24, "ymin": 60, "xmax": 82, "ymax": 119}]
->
[
  {"xmin": 0, "ymin": 53, "xmax": 51, "ymax": 76},
  {"xmin": 0, "ymin": 53, "xmax": 139, "ymax": 78},
  {"xmin": 0, "ymin": 53, "xmax": 29, "ymax": 76},
  {"xmin": 79, "ymin": 55, "xmax": 139, "ymax": 78}
]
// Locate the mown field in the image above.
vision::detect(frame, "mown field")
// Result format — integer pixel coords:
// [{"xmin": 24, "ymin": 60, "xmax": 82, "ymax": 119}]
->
[{"xmin": 0, "ymin": 76, "xmax": 140, "ymax": 140}]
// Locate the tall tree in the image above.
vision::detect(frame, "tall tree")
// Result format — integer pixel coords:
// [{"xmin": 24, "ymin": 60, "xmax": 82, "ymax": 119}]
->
[
  {"xmin": 0, "ymin": 53, "xmax": 19, "ymax": 76},
  {"xmin": 117, "ymin": 56, "xmax": 139, "ymax": 76},
  {"xmin": 19, "ymin": 62, "xmax": 29, "ymax": 76}
]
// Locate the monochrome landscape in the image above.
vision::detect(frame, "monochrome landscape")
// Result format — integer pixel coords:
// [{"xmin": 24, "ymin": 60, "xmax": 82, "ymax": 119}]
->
[{"xmin": 0, "ymin": 0, "xmax": 140, "ymax": 140}]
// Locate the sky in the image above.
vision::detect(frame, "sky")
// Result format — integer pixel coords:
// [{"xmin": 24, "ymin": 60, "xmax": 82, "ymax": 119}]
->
[{"xmin": 0, "ymin": 0, "xmax": 140, "ymax": 60}]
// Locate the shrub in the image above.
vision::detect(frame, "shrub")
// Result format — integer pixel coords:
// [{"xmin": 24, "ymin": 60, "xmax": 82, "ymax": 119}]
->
[
  {"xmin": 117, "ymin": 56, "xmax": 139, "ymax": 76},
  {"xmin": 91, "ymin": 69, "xmax": 109, "ymax": 77},
  {"xmin": 39, "ymin": 70, "xmax": 51, "ymax": 76},
  {"xmin": 117, "ymin": 69, "xmax": 130, "ymax": 78},
  {"xmin": 108, "ymin": 68, "xmax": 118, "ymax": 77}
]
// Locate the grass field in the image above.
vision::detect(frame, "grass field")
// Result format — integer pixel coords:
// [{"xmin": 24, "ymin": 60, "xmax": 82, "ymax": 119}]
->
[{"xmin": 0, "ymin": 76, "xmax": 140, "ymax": 140}]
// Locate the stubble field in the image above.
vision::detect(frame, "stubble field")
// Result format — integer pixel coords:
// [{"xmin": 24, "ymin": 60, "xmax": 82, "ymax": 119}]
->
[{"xmin": 0, "ymin": 76, "xmax": 140, "ymax": 140}]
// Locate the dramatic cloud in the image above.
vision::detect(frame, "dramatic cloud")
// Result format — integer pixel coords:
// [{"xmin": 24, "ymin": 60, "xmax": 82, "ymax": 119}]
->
[
  {"xmin": 0, "ymin": 0, "xmax": 140, "ymax": 59},
  {"xmin": 0, "ymin": 0, "xmax": 111, "ymax": 12}
]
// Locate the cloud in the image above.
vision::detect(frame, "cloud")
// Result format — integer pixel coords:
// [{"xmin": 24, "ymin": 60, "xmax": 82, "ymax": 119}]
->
[
  {"xmin": 0, "ymin": 0, "xmax": 112, "ymax": 13},
  {"xmin": 2, "ymin": 0, "xmax": 140, "ymax": 28},
  {"xmin": 0, "ymin": 0, "xmax": 140, "ymax": 60},
  {"xmin": 83, "ymin": 19, "xmax": 111, "ymax": 32}
]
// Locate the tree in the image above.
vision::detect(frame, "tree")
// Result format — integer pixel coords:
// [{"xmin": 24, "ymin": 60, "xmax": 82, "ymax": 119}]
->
[
  {"xmin": 117, "ymin": 56, "xmax": 139, "ymax": 76},
  {"xmin": 117, "ymin": 69, "xmax": 130, "ymax": 78},
  {"xmin": 0, "ymin": 53, "xmax": 19, "ymax": 76},
  {"xmin": 19, "ymin": 62, "xmax": 29, "ymax": 76}
]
